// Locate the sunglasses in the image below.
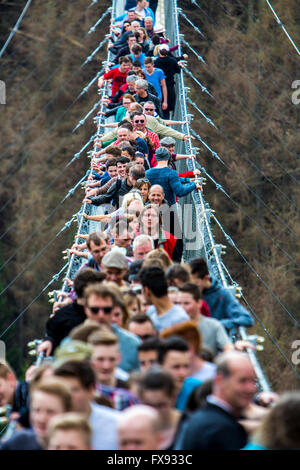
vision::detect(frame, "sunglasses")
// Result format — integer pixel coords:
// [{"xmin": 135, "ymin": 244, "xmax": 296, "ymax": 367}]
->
[
  {"xmin": 137, "ymin": 178, "xmax": 149, "ymax": 183},
  {"xmin": 144, "ymin": 108, "xmax": 154, "ymax": 112},
  {"xmin": 87, "ymin": 306, "xmax": 113, "ymax": 315},
  {"xmin": 134, "ymin": 119, "xmax": 145, "ymax": 124}
]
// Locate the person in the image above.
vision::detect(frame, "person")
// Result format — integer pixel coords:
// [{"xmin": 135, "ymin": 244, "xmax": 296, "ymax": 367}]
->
[
  {"xmin": 165, "ymin": 264, "xmax": 190, "ymax": 287},
  {"xmin": 130, "ymin": 111, "xmax": 161, "ymax": 166},
  {"xmin": 46, "ymin": 413, "xmax": 92, "ymax": 450},
  {"xmin": 129, "ymin": 43, "xmax": 146, "ymax": 67},
  {"xmin": 37, "ymin": 269, "xmax": 106, "ymax": 356},
  {"xmin": 139, "ymin": 204, "xmax": 182, "ymax": 262},
  {"xmin": 128, "ymin": 314, "xmax": 158, "ymax": 341},
  {"xmin": 137, "ymin": 369, "xmax": 181, "ymax": 449},
  {"xmin": 143, "ymin": 57, "xmax": 167, "ymax": 110},
  {"xmin": 160, "ymin": 321, "xmax": 217, "ymax": 383},
  {"xmin": 118, "ymin": 405, "xmax": 162, "ymax": 450},
  {"xmin": 177, "ymin": 351, "xmax": 257, "ymax": 450},
  {"xmin": 88, "ymin": 330, "xmax": 139, "ymax": 411},
  {"xmin": 157, "ymin": 336, "xmax": 201, "ymax": 411},
  {"xmin": 243, "ymin": 391, "xmax": 300, "ymax": 450},
  {"xmin": 189, "ymin": 258, "xmax": 254, "ymax": 331},
  {"xmin": 154, "ymin": 44, "xmax": 182, "ymax": 118},
  {"xmin": 0, "ymin": 378, "xmax": 72, "ymax": 450},
  {"xmin": 101, "ymin": 249, "xmax": 129, "ymax": 288},
  {"xmin": 138, "ymin": 266, "xmax": 189, "ymax": 331},
  {"xmin": 137, "ymin": 337, "xmax": 161, "ymax": 372},
  {"xmin": 53, "ymin": 360, "xmax": 120, "ymax": 450},
  {"xmin": 146, "ymin": 147, "xmax": 201, "ymax": 206},
  {"xmin": 111, "ymin": 34, "xmax": 137, "ymax": 66},
  {"xmin": 135, "ymin": 177, "xmax": 151, "ymax": 203},
  {"xmin": 177, "ymin": 283, "xmax": 232, "ymax": 356},
  {"xmin": 135, "ymin": 26, "xmax": 150, "ymax": 53},
  {"xmin": 98, "ymin": 56, "xmax": 132, "ymax": 97},
  {"xmin": 75, "ymin": 232, "xmax": 109, "ymax": 271},
  {"xmin": 132, "ymin": 234, "xmax": 154, "ymax": 260},
  {"xmin": 133, "ymin": 79, "xmax": 162, "ymax": 116},
  {"xmin": 83, "ymin": 284, "xmax": 141, "ymax": 372}
]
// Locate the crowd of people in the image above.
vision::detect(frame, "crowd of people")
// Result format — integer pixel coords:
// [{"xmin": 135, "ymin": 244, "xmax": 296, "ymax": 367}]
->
[{"xmin": 1, "ymin": 0, "xmax": 299, "ymax": 452}]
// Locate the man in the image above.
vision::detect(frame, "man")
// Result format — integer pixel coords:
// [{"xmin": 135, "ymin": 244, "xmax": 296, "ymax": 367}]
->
[
  {"xmin": 84, "ymin": 156, "xmax": 130, "ymax": 200},
  {"xmin": 161, "ymin": 321, "xmax": 217, "ymax": 383},
  {"xmin": 137, "ymin": 337, "xmax": 161, "ymax": 372},
  {"xmin": 138, "ymin": 266, "xmax": 189, "ymax": 332},
  {"xmin": 83, "ymin": 284, "xmax": 141, "ymax": 372},
  {"xmin": 0, "ymin": 378, "xmax": 72, "ymax": 450},
  {"xmin": 131, "ymin": 111, "xmax": 161, "ymax": 166},
  {"xmin": 118, "ymin": 405, "xmax": 161, "ymax": 450},
  {"xmin": 143, "ymin": 57, "xmax": 167, "ymax": 110},
  {"xmin": 132, "ymin": 234, "xmax": 154, "ymax": 260},
  {"xmin": 74, "ymin": 232, "xmax": 109, "ymax": 271},
  {"xmin": 128, "ymin": 314, "xmax": 158, "ymax": 341},
  {"xmin": 177, "ymin": 351, "xmax": 257, "ymax": 450},
  {"xmin": 37, "ymin": 269, "xmax": 106, "ymax": 356},
  {"xmin": 133, "ymin": 79, "xmax": 162, "ymax": 116},
  {"xmin": 189, "ymin": 258, "xmax": 254, "ymax": 331},
  {"xmin": 144, "ymin": 15, "xmax": 155, "ymax": 38},
  {"xmin": 88, "ymin": 330, "xmax": 139, "ymax": 411},
  {"xmin": 158, "ymin": 336, "xmax": 201, "ymax": 411},
  {"xmin": 154, "ymin": 45, "xmax": 182, "ymax": 118},
  {"xmin": 112, "ymin": 34, "xmax": 137, "ymax": 66},
  {"xmin": 129, "ymin": 44, "xmax": 146, "ymax": 68},
  {"xmin": 46, "ymin": 413, "xmax": 92, "ymax": 450},
  {"xmin": 177, "ymin": 283, "xmax": 232, "ymax": 356},
  {"xmin": 146, "ymin": 147, "xmax": 201, "ymax": 206},
  {"xmin": 98, "ymin": 56, "xmax": 132, "ymax": 97},
  {"xmin": 101, "ymin": 248, "xmax": 129, "ymax": 288},
  {"xmin": 129, "ymin": 0, "xmax": 155, "ymax": 24},
  {"xmin": 165, "ymin": 264, "xmax": 190, "ymax": 287},
  {"xmin": 54, "ymin": 360, "xmax": 120, "ymax": 450},
  {"xmin": 137, "ymin": 369, "xmax": 181, "ymax": 450},
  {"xmin": 118, "ymin": 121, "xmax": 149, "ymax": 157},
  {"xmin": 147, "ymin": 184, "xmax": 182, "ymax": 240}
]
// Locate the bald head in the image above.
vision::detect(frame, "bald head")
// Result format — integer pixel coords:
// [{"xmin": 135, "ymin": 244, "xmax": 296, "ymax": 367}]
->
[
  {"xmin": 148, "ymin": 185, "xmax": 165, "ymax": 206},
  {"xmin": 118, "ymin": 405, "xmax": 161, "ymax": 450},
  {"xmin": 213, "ymin": 351, "xmax": 257, "ymax": 413}
]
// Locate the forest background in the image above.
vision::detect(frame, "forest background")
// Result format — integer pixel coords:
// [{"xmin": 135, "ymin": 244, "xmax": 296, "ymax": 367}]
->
[{"xmin": 0, "ymin": 0, "xmax": 299, "ymax": 390}]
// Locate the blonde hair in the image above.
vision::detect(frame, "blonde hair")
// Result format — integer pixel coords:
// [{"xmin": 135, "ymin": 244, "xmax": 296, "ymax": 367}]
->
[
  {"xmin": 30, "ymin": 377, "xmax": 72, "ymax": 412},
  {"xmin": 70, "ymin": 320, "xmax": 107, "ymax": 343},
  {"xmin": 0, "ymin": 360, "xmax": 15, "ymax": 379},
  {"xmin": 47, "ymin": 412, "xmax": 92, "ymax": 448},
  {"xmin": 145, "ymin": 247, "xmax": 173, "ymax": 269},
  {"xmin": 88, "ymin": 329, "xmax": 118, "ymax": 347},
  {"xmin": 121, "ymin": 191, "xmax": 143, "ymax": 211}
]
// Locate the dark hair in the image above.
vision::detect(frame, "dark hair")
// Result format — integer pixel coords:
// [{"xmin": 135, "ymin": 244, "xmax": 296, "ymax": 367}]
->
[
  {"xmin": 116, "ymin": 156, "xmax": 130, "ymax": 165},
  {"xmin": 130, "ymin": 111, "xmax": 144, "ymax": 121},
  {"xmin": 132, "ymin": 59, "xmax": 142, "ymax": 67},
  {"xmin": 86, "ymin": 232, "xmax": 107, "ymax": 249},
  {"xmin": 129, "ymin": 164, "xmax": 145, "ymax": 181},
  {"xmin": 127, "ymin": 33, "xmax": 136, "ymax": 41},
  {"xmin": 73, "ymin": 268, "xmax": 106, "ymax": 298},
  {"xmin": 54, "ymin": 360, "xmax": 96, "ymax": 390},
  {"xmin": 138, "ymin": 336, "xmax": 162, "ymax": 353},
  {"xmin": 121, "ymin": 145, "xmax": 135, "ymax": 158},
  {"xmin": 138, "ymin": 266, "xmax": 168, "ymax": 298},
  {"xmin": 131, "ymin": 44, "xmax": 142, "ymax": 54},
  {"xmin": 119, "ymin": 56, "xmax": 132, "ymax": 64},
  {"xmin": 166, "ymin": 264, "xmax": 190, "ymax": 285},
  {"xmin": 128, "ymin": 314, "xmax": 155, "ymax": 326},
  {"xmin": 106, "ymin": 158, "xmax": 117, "ymax": 169},
  {"xmin": 119, "ymin": 121, "xmax": 134, "ymax": 132},
  {"xmin": 105, "ymin": 146, "xmax": 122, "ymax": 158},
  {"xmin": 158, "ymin": 336, "xmax": 189, "ymax": 364},
  {"xmin": 178, "ymin": 283, "xmax": 202, "ymax": 302},
  {"xmin": 138, "ymin": 369, "xmax": 175, "ymax": 397},
  {"xmin": 186, "ymin": 380, "xmax": 213, "ymax": 412},
  {"xmin": 189, "ymin": 258, "xmax": 209, "ymax": 279},
  {"xmin": 151, "ymin": 34, "xmax": 161, "ymax": 45}
]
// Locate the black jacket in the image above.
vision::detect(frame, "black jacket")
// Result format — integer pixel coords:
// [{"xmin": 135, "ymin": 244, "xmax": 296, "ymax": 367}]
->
[
  {"xmin": 154, "ymin": 56, "xmax": 181, "ymax": 86},
  {"xmin": 45, "ymin": 301, "xmax": 86, "ymax": 353},
  {"xmin": 89, "ymin": 178, "xmax": 132, "ymax": 208},
  {"xmin": 178, "ymin": 402, "xmax": 248, "ymax": 450},
  {"xmin": 133, "ymin": 92, "xmax": 162, "ymax": 117}
]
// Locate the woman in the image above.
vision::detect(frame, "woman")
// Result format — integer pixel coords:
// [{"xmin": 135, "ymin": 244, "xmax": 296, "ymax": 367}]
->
[
  {"xmin": 116, "ymin": 94, "xmax": 136, "ymax": 122},
  {"xmin": 135, "ymin": 178, "xmax": 151, "ymax": 204},
  {"xmin": 136, "ymin": 69, "xmax": 158, "ymax": 97},
  {"xmin": 135, "ymin": 27, "xmax": 150, "ymax": 54},
  {"xmin": 139, "ymin": 204, "xmax": 182, "ymax": 262}
]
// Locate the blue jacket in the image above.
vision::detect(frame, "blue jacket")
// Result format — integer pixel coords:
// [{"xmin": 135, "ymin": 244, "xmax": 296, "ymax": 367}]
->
[
  {"xmin": 203, "ymin": 278, "xmax": 254, "ymax": 330},
  {"xmin": 146, "ymin": 167, "xmax": 196, "ymax": 205}
]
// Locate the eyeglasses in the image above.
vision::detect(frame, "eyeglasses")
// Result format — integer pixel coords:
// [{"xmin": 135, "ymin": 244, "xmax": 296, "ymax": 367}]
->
[
  {"xmin": 134, "ymin": 120, "xmax": 145, "ymax": 124},
  {"xmin": 144, "ymin": 108, "xmax": 154, "ymax": 111},
  {"xmin": 87, "ymin": 306, "xmax": 113, "ymax": 315}
]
